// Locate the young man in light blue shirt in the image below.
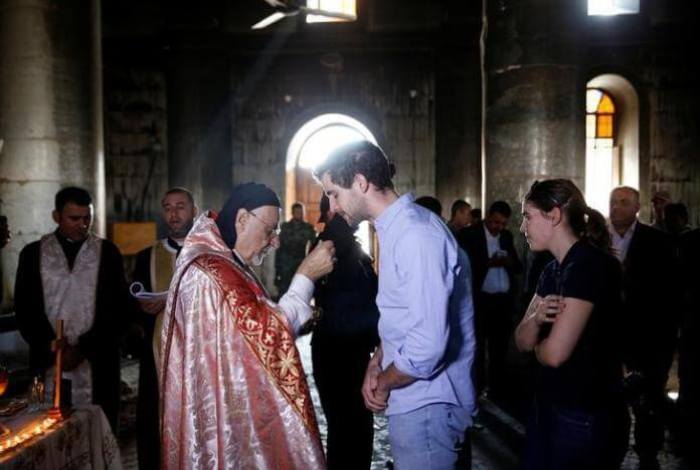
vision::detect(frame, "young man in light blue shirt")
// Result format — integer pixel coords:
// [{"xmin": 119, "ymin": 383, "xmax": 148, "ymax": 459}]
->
[{"xmin": 314, "ymin": 141, "xmax": 476, "ymax": 469}]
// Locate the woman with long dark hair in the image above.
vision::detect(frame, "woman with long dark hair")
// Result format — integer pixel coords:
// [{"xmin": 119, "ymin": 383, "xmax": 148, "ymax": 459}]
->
[{"xmin": 515, "ymin": 179, "xmax": 630, "ymax": 469}]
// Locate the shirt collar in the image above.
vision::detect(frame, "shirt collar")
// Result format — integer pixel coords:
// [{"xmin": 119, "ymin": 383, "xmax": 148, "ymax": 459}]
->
[
  {"xmin": 54, "ymin": 229, "xmax": 84, "ymax": 245},
  {"xmin": 231, "ymin": 248, "xmax": 248, "ymax": 267},
  {"xmin": 611, "ymin": 219, "xmax": 638, "ymax": 241},
  {"xmin": 375, "ymin": 193, "xmax": 414, "ymax": 233},
  {"xmin": 483, "ymin": 224, "xmax": 500, "ymax": 240},
  {"xmin": 557, "ymin": 239, "xmax": 584, "ymax": 269},
  {"xmin": 164, "ymin": 236, "xmax": 184, "ymax": 256}
]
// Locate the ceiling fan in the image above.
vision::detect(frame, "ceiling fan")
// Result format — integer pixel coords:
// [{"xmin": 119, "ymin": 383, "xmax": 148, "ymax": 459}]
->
[{"xmin": 251, "ymin": 0, "xmax": 356, "ymax": 30}]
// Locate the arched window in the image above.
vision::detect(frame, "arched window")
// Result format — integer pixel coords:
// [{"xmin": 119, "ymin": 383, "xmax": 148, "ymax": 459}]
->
[
  {"xmin": 306, "ymin": 0, "xmax": 356, "ymax": 23},
  {"xmin": 286, "ymin": 113, "xmax": 376, "ymax": 255},
  {"xmin": 587, "ymin": 89, "xmax": 616, "ymax": 141},
  {"xmin": 588, "ymin": 0, "xmax": 639, "ymax": 16},
  {"xmin": 586, "ymin": 89, "xmax": 617, "ymax": 214},
  {"xmin": 585, "ymin": 75, "xmax": 639, "ymax": 215}
]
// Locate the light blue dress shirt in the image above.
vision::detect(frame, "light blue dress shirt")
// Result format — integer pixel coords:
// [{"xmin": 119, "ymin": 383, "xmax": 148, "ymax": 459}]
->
[
  {"xmin": 481, "ymin": 225, "xmax": 510, "ymax": 294},
  {"xmin": 375, "ymin": 193, "xmax": 477, "ymax": 418}
]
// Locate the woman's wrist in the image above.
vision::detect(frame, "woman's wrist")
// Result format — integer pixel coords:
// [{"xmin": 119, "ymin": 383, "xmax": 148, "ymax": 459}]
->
[
  {"xmin": 533, "ymin": 313, "xmax": 543, "ymax": 327},
  {"xmin": 529, "ymin": 302, "xmax": 543, "ymax": 327}
]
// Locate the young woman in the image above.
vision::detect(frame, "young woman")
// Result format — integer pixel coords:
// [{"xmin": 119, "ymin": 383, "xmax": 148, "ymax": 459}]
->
[{"xmin": 515, "ymin": 179, "xmax": 630, "ymax": 470}]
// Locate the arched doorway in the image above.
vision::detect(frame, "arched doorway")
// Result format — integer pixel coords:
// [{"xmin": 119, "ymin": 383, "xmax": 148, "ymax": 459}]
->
[
  {"xmin": 585, "ymin": 74, "xmax": 639, "ymax": 215},
  {"xmin": 286, "ymin": 113, "xmax": 377, "ymax": 254}
]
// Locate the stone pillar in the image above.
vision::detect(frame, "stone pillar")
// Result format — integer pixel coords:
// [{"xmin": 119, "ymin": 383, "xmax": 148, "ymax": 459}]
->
[
  {"xmin": 91, "ymin": 0, "xmax": 106, "ymax": 237},
  {"xmin": 0, "ymin": 0, "xmax": 60, "ymax": 307},
  {"xmin": 485, "ymin": 0, "xmax": 585, "ymax": 225},
  {"xmin": 0, "ymin": 0, "xmax": 102, "ymax": 307}
]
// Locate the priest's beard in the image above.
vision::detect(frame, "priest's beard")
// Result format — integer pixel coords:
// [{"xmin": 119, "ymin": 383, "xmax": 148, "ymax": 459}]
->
[
  {"xmin": 251, "ymin": 247, "xmax": 271, "ymax": 266},
  {"xmin": 169, "ymin": 219, "xmax": 194, "ymax": 240}
]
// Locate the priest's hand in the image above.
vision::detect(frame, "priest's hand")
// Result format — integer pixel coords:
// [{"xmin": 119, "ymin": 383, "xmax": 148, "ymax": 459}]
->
[
  {"xmin": 296, "ymin": 240, "xmax": 336, "ymax": 282},
  {"xmin": 139, "ymin": 297, "xmax": 166, "ymax": 315}
]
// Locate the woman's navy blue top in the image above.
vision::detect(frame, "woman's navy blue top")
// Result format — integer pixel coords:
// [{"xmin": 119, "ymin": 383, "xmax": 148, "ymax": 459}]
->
[{"xmin": 535, "ymin": 240, "xmax": 625, "ymax": 410}]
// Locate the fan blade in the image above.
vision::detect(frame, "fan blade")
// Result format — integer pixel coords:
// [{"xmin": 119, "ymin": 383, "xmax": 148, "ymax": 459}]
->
[
  {"xmin": 301, "ymin": 7, "xmax": 357, "ymax": 21},
  {"xmin": 251, "ymin": 11, "xmax": 288, "ymax": 29},
  {"xmin": 263, "ymin": 0, "xmax": 287, "ymax": 7}
]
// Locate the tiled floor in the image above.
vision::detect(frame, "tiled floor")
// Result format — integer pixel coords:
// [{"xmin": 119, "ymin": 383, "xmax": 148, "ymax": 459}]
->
[{"xmin": 116, "ymin": 335, "xmax": 691, "ymax": 469}]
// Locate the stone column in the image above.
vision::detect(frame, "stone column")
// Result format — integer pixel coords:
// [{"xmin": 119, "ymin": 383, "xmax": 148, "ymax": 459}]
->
[
  {"xmin": 0, "ymin": 0, "xmax": 61, "ymax": 306},
  {"xmin": 485, "ymin": 0, "xmax": 585, "ymax": 225},
  {"xmin": 0, "ymin": 0, "xmax": 102, "ymax": 306}
]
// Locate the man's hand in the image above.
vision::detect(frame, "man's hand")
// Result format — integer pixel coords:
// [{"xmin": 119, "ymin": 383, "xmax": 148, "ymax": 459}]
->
[
  {"xmin": 51, "ymin": 339, "xmax": 85, "ymax": 371},
  {"xmin": 532, "ymin": 295, "xmax": 563, "ymax": 326},
  {"xmin": 139, "ymin": 297, "xmax": 166, "ymax": 315},
  {"xmin": 488, "ymin": 252, "xmax": 508, "ymax": 267},
  {"xmin": 296, "ymin": 240, "xmax": 336, "ymax": 282},
  {"xmin": 62, "ymin": 344, "xmax": 84, "ymax": 371},
  {"xmin": 362, "ymin": 360, "xmax": 387, "ymax": 413}
]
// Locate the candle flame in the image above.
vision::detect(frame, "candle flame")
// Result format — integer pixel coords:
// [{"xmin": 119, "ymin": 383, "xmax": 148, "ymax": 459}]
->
[{"xmin": 0, "ymin": 416, "xmax": 58, "ymax": 454}]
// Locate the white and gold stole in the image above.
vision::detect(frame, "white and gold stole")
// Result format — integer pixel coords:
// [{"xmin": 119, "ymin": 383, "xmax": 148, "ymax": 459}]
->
[
  {"xmin": 150, "ymin": 239, "xmax": 178, "ymax": 364},
  {"xmin": 40, "ymin": 233, "xmax": 102, "ymax": 405}
]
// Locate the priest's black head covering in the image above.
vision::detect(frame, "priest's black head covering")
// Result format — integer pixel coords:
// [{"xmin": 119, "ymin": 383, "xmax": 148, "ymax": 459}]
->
[{"xmin": 216, "ymin": 182, "xmax": 281, "ymax": 249}]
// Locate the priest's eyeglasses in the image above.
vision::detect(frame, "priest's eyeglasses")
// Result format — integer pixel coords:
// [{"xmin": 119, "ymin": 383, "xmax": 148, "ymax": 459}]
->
[{"xmin": 247, "ymin": 211, "xmax": 281, "ymax": 241}]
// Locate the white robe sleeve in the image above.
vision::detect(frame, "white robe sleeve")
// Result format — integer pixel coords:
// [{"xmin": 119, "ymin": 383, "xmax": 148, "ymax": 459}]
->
[{"xmin": 277, "ymin": 274, "xmax": 315, "ymax": 336}]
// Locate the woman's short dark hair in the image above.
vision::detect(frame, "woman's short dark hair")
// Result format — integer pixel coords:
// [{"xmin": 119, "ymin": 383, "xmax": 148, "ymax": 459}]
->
[
  {"xmin": 488, "ymin": 201, "xmax": 512, "ymax": 218},
  {"xmin": 450, "ymin": 200, "xmax": 471, "ymax": 218},
  {"xmin": 415, "ymin": 196, "xmax": 443, "ymax": 217},
  {"xmin": 525, "ymin": 179, "xmax": 611, "ymax": 253},
  {"xmin": 313, "ymin": 141, "xmax": 395, "ymax": 191},
  {"xmin": 163, "ymin": 187, "xmax": 194, "ymax": 205},
  {"xmin": 55, "ymin": 187, "xmax": 92, "ymax": 212}
]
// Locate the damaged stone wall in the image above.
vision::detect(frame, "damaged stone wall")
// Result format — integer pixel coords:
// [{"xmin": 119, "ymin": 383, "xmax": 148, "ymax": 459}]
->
[
  {"xmin": 230, "ymin": 50, "xmax": 436, "ymax": 204},
  {"xmin": 584, "ymin": 6, "xmax": 700, "ymax": 226},
  {"xmin": 104, "ymin": 67, "xmax": 168, "ymax": 225},
  {"xmin": 435, "ymin": 43, "xmax": 483, "ymax": 213},
  {"xmin": 486, "ymin": 0, "xmax": 700, "ymax": 233},
  {"xmin": 645, "ymin": 62, "xmax": 700, "ymax": 226},
  {"xmin": 102, "ymin": 0, "xmax": 483, "ymax": 226}
]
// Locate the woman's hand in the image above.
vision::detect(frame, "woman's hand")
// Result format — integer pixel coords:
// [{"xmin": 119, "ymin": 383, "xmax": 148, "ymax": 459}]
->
[{"xmin": 533, "ymin": 295, "xmax": 564, "ymax": 325}]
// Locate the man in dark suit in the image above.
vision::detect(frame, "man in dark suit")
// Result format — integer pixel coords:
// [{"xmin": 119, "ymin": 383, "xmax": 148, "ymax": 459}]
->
[
  {"xmin": 457, "ymin": 201, "xmax": 522, "ymax": 399},
  {"xmin": 609, "ymin": 186, "xmax": 677, "ymax": 470}
]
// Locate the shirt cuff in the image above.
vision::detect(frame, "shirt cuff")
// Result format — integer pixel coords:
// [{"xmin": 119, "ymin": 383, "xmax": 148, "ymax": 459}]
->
[
  {"xmin": 392, "ymin": 354, "xmax": 424, "ymax": 380},
  {"xmin": 287, "ymin": 274, "xmax": 314, "ymax": 303}
]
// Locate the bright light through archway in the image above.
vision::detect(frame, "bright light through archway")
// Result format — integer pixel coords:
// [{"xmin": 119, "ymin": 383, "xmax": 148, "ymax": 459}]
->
[
  {"xmin": 287, "ymin": 113, "xmax": 377, "ymax": 170},
  {"xmin": 297, "ymin": 125, "xmax": 366, "ymax": 169},
  {"xmin": 286, "ymin": 113, "xmax": 377, "ymax": 255},
  {"xmin": 588, "ymin": 0, "xmax": 639, "ymax": 16}
]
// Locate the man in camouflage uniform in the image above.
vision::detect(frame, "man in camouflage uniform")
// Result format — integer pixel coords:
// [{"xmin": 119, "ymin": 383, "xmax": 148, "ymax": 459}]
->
[{"xmin": 275, "ymin": 202, "xmax": 316, "ymax": 297}]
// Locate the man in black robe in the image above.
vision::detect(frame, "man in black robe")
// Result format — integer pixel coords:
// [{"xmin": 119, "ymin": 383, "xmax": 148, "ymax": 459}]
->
[
  {"xmin": 311, "ymin": 196, "xmax": 379, "ymax": 469},
  {"xmin": 132, "ymin": 187, "xmax": 196, "ymax": 470},
  {"xmin": 14, "ymin": 187, "xmax": 133, "ymax": 432}
]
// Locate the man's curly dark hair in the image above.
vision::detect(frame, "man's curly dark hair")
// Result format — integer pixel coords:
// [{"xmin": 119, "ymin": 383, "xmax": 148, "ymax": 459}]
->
[{"xmin": 313, "ymin": 141, "xmax": 395, "ymax": 191}]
